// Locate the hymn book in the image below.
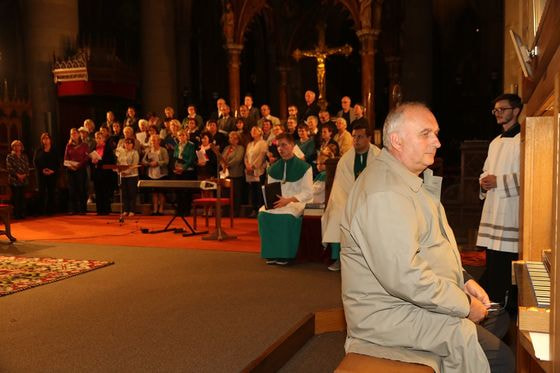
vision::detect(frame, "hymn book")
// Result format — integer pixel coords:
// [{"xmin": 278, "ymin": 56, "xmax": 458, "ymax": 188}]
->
[{"xmin": 261, "ymin": 182, "xmax": 282, "ymax": 210}]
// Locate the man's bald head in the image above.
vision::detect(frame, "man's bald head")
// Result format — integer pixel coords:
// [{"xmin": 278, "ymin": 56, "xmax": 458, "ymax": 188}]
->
[{"xmin": 383, "ymin": 102, "xmax": 441, "ymax": 175}]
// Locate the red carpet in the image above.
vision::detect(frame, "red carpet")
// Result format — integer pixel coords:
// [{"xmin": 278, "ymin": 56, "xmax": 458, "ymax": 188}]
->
[
  {"xmin": 7, "ymin": 214, "xmax": 261, "ymax": 253},
  {"xmin": 460, "ymin": 250, "xmax": 486, "ymax": 267}
]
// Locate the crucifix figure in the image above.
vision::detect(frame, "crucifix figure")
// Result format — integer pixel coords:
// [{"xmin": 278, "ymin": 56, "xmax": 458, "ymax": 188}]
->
[{"xmin": 292, "ymin": 23, "xmax": 352, "ymax": 102}]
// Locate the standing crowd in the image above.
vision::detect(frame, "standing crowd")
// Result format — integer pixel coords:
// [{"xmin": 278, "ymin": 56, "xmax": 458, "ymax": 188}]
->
[{"xmin": 5, "ymin": 91, "xmax": 368, "ymax": 220}]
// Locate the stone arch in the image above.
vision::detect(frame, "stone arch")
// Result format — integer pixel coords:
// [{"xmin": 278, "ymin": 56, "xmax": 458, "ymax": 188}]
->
[{"xmin": 235, "ymin": 1, "xmax": 362, "ymax": 45}]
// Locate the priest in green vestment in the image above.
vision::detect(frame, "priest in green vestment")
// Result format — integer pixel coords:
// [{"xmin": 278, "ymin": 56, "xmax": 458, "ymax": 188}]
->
[
  {"xmin": 258, "ymin": 133, "xmax": 313, "ymax": 265},
  {"xmin": 321, "ymin": 124, "xmax": 380, "ymax": 271}
]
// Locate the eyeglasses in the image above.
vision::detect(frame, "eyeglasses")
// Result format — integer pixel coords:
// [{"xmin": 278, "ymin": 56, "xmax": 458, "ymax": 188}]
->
[{"xmin": 492, "ymin": 107, "xmax": 513, "ymax": 115}]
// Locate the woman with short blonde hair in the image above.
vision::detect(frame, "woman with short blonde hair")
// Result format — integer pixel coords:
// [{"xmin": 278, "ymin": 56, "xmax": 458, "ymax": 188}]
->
[
  {"xmin": 244, "ymin": 126, "xmax": 268, "ymax": 217},
  {"xmin": 142, "ymin": 134, "xmax": 169, "ymax": 215}
]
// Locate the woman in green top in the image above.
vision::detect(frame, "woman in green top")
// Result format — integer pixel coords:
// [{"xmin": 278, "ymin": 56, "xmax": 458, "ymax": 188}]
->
[
  {"xmin": 172, "ymin": 129, "xmax": 197, "ymax": 216},
  {"xmin": 295, "ymin": 123, "xmax": 316, "ymax": 166}
]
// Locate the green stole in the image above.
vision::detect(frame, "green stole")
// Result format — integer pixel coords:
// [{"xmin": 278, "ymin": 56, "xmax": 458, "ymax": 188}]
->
[
  {"xmin": 268, "ymin": 156, "xmax": 310, "ymax": 182},
  {"xmin": 314, "ymin": 171, "xmax": 326, "ymax": 182},
  {"xmin": 354, "ymin": 150, "xmax": 369, "ymax": 179}
]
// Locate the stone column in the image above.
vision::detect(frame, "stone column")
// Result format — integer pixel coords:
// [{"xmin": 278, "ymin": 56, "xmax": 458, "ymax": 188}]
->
[
  {"xmin": 225, "ymin": 43, "xmax": 243, "ymax": 113},
  {"xmin": 356, "ymin": 29, "xmax": 376, "ymax": 129},
  {"xmin": 140, "ymin": 0, "xmax": 177, "ymax": 114},
  {"xmin": 277, "ymin": 66, "xmax": 289, "ymax": 120},
  {"xmin": 21, "ymin": 0, "xmax": 78, "ymax": 148}
]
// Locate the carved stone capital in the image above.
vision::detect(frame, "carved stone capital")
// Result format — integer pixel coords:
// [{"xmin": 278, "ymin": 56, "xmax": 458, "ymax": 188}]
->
[{"xmin": 224, "ymin": 43, "xmax": 244, "ymax": 53}]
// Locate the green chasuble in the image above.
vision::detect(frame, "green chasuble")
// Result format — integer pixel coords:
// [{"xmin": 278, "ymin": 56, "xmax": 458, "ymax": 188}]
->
[
  {"xmin": 267, "ymin": 155, "xmax": 310, "ymax": 182},
  {"xmin": 259, "ymin": 156, "xmax": 311, "ymax": 260},
  {"xmin": 259, "ymin": 213, "xmax": 303, "ymax": 259},
  {"xmin": 354, "ymin": 150, "xmax": 369, "ymax": 179}
]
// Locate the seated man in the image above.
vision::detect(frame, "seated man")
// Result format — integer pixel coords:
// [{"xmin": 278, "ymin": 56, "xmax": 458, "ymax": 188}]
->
[
  {"xmin": 258, "ymin": 133, "xmax": 313, "ymax": 265},
  {"xmin": 341, "ymin": 103, "xmax": 514, "ymax": 373}
]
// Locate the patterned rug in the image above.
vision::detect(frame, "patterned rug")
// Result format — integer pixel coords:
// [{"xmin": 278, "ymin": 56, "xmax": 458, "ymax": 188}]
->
[{"xmin": 0, "ymin": 256, "xmax": 114, "ymax": 297}]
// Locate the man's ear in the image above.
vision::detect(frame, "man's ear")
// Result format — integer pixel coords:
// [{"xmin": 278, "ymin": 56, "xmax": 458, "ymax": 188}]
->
[
  {"xmin": 513, "ymin": 107, "xmax": 521, "ymax": 118},
  {"xmin": 389, "ymin": 132, "xmax": 402, "ymax": 151}
]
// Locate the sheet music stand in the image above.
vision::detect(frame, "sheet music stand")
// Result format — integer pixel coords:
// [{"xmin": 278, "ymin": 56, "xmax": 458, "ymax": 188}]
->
[{"xmin": 199, "ymin": 178, "xmax": 236, "ymax": 241}]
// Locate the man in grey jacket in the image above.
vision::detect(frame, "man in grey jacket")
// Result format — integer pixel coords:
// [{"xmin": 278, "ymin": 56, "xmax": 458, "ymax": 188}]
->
[{"xmin": 341, "ymin": 102, "xmax": 513, "ymax": 373}]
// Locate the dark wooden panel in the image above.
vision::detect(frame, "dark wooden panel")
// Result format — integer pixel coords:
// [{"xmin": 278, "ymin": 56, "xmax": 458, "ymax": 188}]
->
[{"xmin": 243, "ymin": 313, "xmax": 315, "ymax": 373}]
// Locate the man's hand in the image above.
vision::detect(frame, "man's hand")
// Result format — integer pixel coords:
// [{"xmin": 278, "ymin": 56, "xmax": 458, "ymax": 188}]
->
[
  {"xmin": 464, "ymin": 279, "xmax": 490, "ymax": 306},
  {"xmin": 480, "ymin": 174, "xmax": 497, "ymax": 191},
  {"xmin": 273, "ymin": 195, "xmax": 297, "ymax": 209},
  {"xmin": 468, "ymin": 296, "xmax": 488, "ymax": 323}
]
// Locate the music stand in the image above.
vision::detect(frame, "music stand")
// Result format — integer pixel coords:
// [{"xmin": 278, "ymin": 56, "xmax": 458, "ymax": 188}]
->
[
  {"xmin": 198, "ymin": 178, "xmax": 237, "ymax": 241},
  {"xmin": 103, "ymin": 164, "xmax": 132, "ymax": 224}
]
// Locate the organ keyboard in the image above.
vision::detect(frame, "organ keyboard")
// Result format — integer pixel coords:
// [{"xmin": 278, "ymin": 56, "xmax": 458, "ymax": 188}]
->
[{"xmin": 514, "ymin": 252, "xmax": 552, "ymax": 336}]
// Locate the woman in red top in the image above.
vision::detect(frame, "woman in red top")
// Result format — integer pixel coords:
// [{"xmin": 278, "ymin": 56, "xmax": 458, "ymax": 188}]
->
[{"xmin": 64, "ymin": 128, "xmax": 90, "ymax": 214}]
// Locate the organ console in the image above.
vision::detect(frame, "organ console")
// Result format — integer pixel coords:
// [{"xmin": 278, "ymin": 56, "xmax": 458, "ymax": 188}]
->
[{"xmin": 512, "ymin": 2, "xmax": 560, "ymax": 370}]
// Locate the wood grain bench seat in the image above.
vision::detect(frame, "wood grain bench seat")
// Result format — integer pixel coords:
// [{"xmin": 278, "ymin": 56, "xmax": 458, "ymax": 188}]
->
[{"xmin": 335, "ymin": 352, "xmax": 435, "ymax": 373}]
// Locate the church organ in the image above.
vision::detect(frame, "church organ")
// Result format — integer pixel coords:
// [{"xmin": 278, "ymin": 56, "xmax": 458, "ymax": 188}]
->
[{"xmin": 509, "ymin": 0, "xmax": 560, "ymax": 371}]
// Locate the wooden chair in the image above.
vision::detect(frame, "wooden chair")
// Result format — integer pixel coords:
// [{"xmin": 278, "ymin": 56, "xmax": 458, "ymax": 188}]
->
[
  {"xmin": 0, "ymin": 204, "xmax": 16, "ymax": 242},
  {"xmin": 192, "ymin": 178, "xmax": 234, "ymax": 229}
]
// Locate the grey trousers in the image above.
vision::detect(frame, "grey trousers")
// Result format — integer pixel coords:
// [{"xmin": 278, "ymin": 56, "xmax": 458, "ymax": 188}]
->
[{"xmin": 478, "ymin": 311, "xmax": 515, "ymax": 373}]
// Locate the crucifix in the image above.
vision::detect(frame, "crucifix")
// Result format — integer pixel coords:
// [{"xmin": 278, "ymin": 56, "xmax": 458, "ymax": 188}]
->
[{"xmin": 292, "ymin": 23, "xmax": 352, "ymax": 104}]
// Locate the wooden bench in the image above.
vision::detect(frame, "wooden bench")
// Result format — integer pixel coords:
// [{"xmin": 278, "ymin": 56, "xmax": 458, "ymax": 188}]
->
[
  {"xmin": 0, "ymin": 204, "xmax": 16, "ymax": 242},
  {"xmin": 243, "ymin": 308, "xmax": 435, "ymax": 372},
  {"xmin": 335, "ymin": 353, "xmax": 434, "ymax": 373}
]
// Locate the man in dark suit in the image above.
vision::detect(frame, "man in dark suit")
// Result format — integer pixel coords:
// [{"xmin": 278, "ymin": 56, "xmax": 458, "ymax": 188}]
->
[
  {"xmin": 244, "ymin": 95, "xmax": 261, "ymax": 125},
  {"xmin": 217, "ymin": 104, "xmax": 235, "ymax": 133},
  {"xmin": 301, "ymin": 90, "xmax": 320, "ymax": 120},
  {"xmin": 337, "ymin": 96, "xmax": 357, "ymax": 127},
  {"xmin": 349, "ymin": 103, "xmax": 368, "ymax": 132},
  {"xmin": 210, "ymin": 98, "xmax": 227, "ymax": 120}
]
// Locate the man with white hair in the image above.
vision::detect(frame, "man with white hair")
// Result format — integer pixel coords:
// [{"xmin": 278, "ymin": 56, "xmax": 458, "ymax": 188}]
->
[
  {"xmin": 337, "ymin": 96, "xmax": 356, "ymax": 125},
  {"xmin": 302, "ymin": 90, "xmax": 320, "ymax": 120},
  {"xmin": 341, "ymin": 103, "xmax": 513, "ymax": 372}
]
